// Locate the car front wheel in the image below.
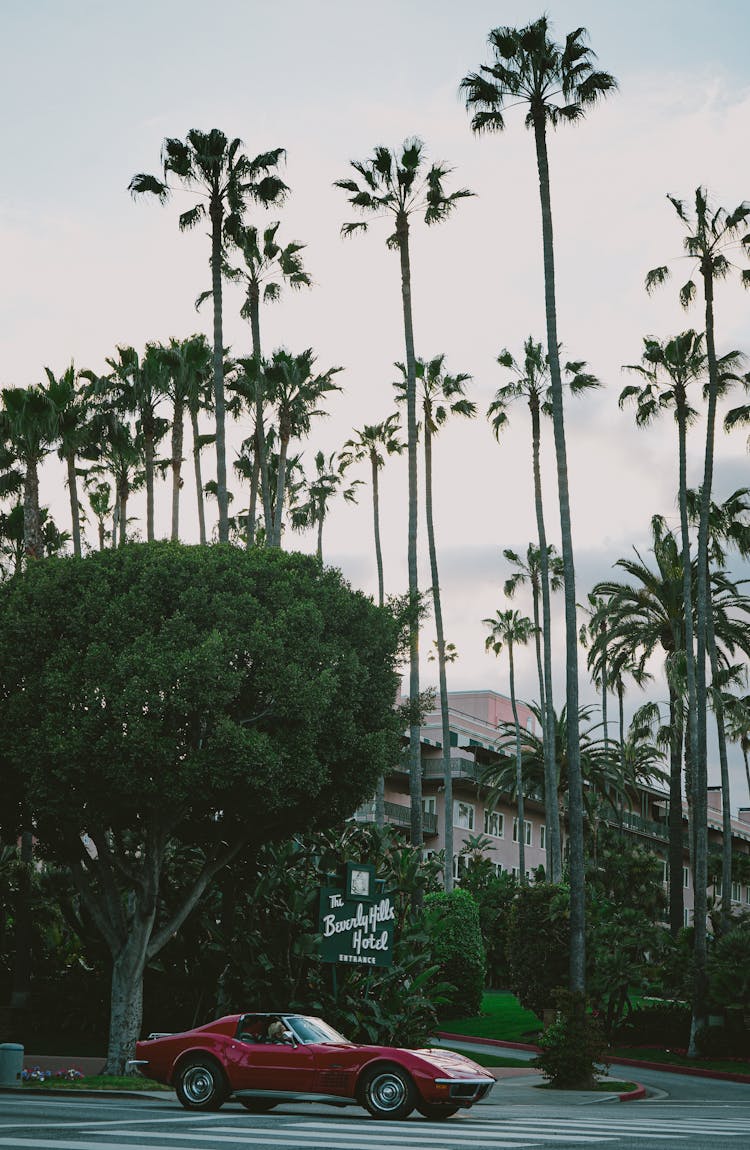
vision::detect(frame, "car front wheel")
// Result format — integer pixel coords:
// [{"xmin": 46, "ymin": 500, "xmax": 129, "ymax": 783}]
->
[
  {"xmin": 175, "ymin": 1057, "xmax": 227, "ymax": 1111},
  {"xmin": 361, "ymin": 1064, "xmax": 415, "ymax": 1120},
  {"xmin": 416, "ymin": 1100, "xmax": 460, "ymax": 1120}
]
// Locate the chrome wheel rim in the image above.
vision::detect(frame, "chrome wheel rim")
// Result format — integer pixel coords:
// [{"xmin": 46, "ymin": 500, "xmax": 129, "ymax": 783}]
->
[
  {"xmin": 369, "ymin": 1072, "xmax": 407, "ymax": 1112},
  {"xmin": 182, "ymin": 1065, "xmax": 215, "ymax": 1104}
]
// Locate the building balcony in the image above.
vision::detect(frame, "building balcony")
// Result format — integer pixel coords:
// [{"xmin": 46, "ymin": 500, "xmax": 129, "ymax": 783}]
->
[{"xmin": 352, "ymin": 799, "xmax": 437, "ymax": 836}]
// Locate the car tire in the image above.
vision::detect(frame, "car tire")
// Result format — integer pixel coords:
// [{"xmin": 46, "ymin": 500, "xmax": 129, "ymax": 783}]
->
[
  {"xmin": 415, "ymin": 1101, "xmax": 460, "ymax": 1120},
  {"xmin": 239, "ymin": 1098, "xmax": 277, "ymax": 1113},
  {"xmin": 361, "ymin": 1063, "xmax": 416, "ymax": 1120},
  {"xmin": 175, "ymin": 1056, "xmax": 227, "ymax": 1111}
]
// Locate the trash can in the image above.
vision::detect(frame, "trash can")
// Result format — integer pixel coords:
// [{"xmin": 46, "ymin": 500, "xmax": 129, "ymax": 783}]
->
[{"xmin": 0, "ymin": 1044, "xmax": 24, "ymax": 1088}]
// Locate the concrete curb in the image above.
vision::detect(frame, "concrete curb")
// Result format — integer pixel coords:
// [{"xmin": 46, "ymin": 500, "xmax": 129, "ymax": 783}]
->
[
  {"xmin": 0, "ymin": 1086, "xmax": 171, "ymax": 1100},
  {"xmin": 436, "ymin": 1031, "xmax": 540, "ymax": 1052},
  {"xmin": 618, "ymin": 1084, "xmax": 647, "ymax": 1102}
]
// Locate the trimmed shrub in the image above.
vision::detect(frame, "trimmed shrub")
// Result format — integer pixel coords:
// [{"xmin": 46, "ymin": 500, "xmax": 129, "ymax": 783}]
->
[
  {"xmin": 425, "ymin": 887, "xmax": 486, "ymax": 1019},
  {"xmin": 614, "ymin": 1000, "xmax": 691, "ymax": 1048},
  {"xmin": 535, "ymin": 991, "xmax": 609, "ymax": 1089},
  {"xmin": 507, "ymin": 883, "xmax": 569, "ymax": 1019}
]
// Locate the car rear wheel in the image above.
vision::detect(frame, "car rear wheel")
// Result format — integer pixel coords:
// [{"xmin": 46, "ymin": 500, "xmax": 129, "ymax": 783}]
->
[
  {"xmin": 416, "ymin": 1101, "xmax": 460, "ymax": 1120},
  {"xmin": 239, "ymin": 1098, "xmax": 277, "ymax": 1113},
  {"xmin": 175, "ymin": 1057, "xmax": 227, "ymax": 1111},
  {"xmin": 361, "ymin": 1064, "xmax": 415, "ymax": 1120}
]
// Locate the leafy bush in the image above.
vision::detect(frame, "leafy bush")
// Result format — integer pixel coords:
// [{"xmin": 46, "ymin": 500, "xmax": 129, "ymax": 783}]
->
[
  {"xmin": 535, "ymin": 991, "xmax": 609, "ymax": 1088},
  {"xmin": 424, "ymin": 887, "xmax": 486, "ymax": 1019},
  {"xmin": 507, "ymin": 883, "xmax": 569, "ymax": 1019},
  {"xmin": 614, "ymin": 1000, "xmax": 691, "ymax": 1048},
  {"xmin": 460, "ymin": 865, "xmax": 517, "ymax": 987}
]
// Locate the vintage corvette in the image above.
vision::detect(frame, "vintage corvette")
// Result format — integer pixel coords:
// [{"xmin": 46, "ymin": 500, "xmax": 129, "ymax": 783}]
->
[{"xmin": 131, "ymin": 1012, "xmax": 495, "ymax": 1120}]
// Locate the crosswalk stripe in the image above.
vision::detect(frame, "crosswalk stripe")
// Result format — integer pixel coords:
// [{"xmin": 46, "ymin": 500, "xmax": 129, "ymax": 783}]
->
[
  {"xmin": 0, "ymin": 1136, "xmax": 544, "ymax": 1150},
  {"xmin": 0, "ymin": 1141, "xmax": 228, "ymax": 1150},
  {"xmin": 94, "ymin": 1128, "xmax": 559, "ymax": 1147}
]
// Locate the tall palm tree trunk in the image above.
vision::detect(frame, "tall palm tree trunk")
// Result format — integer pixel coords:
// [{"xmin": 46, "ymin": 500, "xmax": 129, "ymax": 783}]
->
[
  {"xmin": 248, "ymin": 289, "xmax": 274, "ymax": 543},
  {"xmin": 530, "ymin": 400, "xmax": 561, "ymax": 881},
  {"xmin": 396, "ymin": 212, "xmax": 422, "ymax": 849},
  {"xmin": 668, "ymin": 687, "xmax": 685, "ymax": 935},
  {"xmin": 509, "ymin": 642, "xmax": 526, "ymax": 885},
  {"xmin": 65, "ymin": 450, "xmax": 82, "ymax": 557},
  {"xmin": 23, "ymin": 459, "xmax": 42, "ymax": 560},
  {"xmin": 533, "ymin": 116, "xmax": 584, "ymax": 992},
  {"xmin": 247, "ymin": 448, "xmax": 260, "ymax": 549},
  {"xmin": 424, "ymin": 424, "xmax": 453, "ymax": 892},
  {"xmin": 170, "ymin": 397, "xmax": 184, "ymax": 541},
  {"xmin": 274, "ymin": 432, "xmax": 289, "ymax": 548},
  {"xmin": 372, "ymin": 454, "xmax": 386, "ymax": 830},
  {"xmin": 190, "ymin": 409, "xmax": 207, "ymax": 546},
  {"xmin": 144, "ymin": 431, "xmax": 155, "ymax": 542},
  {"xmin": 676, "ymin": 407, "xmax": 700, "ymax": 943},
  {"xmin": 707, "ymin": 608, "xmax": 733, "ymax": 931},
  {"xmin": 690, "ymin": 264, "xmax": 718, "ymax": 1056},
  {"xmin": 316, "ymin": 504, "xmax": 324, "ymax": 562},
  {"xmin": 210, "ymin": 196, "xmax": 229, "ymax": 544}
]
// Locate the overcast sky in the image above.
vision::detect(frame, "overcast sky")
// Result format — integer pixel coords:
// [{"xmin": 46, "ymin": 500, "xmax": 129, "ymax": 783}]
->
[{"xmin": 3, "ymin": 1, "xmax": 750, "ymax": 805}]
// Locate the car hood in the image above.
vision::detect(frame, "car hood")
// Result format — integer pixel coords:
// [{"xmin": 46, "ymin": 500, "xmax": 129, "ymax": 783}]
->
[{"xmin": 353, "ymin": 1044, "xmax": 488, "ymax": 1078}]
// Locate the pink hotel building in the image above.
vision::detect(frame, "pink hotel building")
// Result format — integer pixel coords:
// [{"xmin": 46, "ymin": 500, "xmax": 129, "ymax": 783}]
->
[{"xmin": 355, "ymin": 689, "xmax": 750, "ymax": 922}]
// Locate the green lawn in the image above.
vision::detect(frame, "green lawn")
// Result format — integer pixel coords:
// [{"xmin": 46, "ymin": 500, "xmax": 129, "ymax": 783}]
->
[
  {"xmin": 612, "ymin": 1047, "xmax": 750, "ymax": 1077},
  {"xmin": 438, "ymin": 1046, "xmax": 535, "ymax": 1068},
  {"xmin": 439, "ymin": 991, "xmax": 541, "ymax": 1043}
]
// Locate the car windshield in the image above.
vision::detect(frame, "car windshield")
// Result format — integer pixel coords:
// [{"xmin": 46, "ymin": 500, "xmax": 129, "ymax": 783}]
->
[{"xmin": 286, "ymin": 1016, "xmax": 350, "ymax": 1045}]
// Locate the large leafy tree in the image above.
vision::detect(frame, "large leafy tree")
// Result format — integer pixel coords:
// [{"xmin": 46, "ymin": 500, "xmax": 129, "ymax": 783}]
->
[
  {"xmin": 646, "ymin": 189, "xmax": 750, "ymax": 1052},
  {"xmin": 489, "ymin": 337, "xmax": 598, "ymax": 881},
  {"xmin": 395, "ymin": 355, "xmax": 475, "ymax": 890},
  {"xmin": 336, "ymin": 139, "xmax": 471, "ymax": 848},
  {"xmin": 484, "ymin": 609, "xmax": 536, "ymax": 884},
  {"xmin": 462, "ymin": 19, "xmax": 616, "ymax": 1011},
  {"xmin": 0, "ymin": 543, "xmax": 402, "ymax": 1072},
  {"xmin": 129, "ymin": 130, "xmax": 288, "ymax": 542}
]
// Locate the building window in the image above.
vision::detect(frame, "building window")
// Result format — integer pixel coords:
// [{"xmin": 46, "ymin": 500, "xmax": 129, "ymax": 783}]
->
[
  {"xmin": 684, "ymin": 907, "xmax": 693, "ymax": 927},
  {"xmin": 452, "ymin": 854, "xmax": 468, "ymax": 881},
  {"xmin": 454, "ymin": 801, "xmax": 474, "ymax": 831},
  {"xmin": 484, "ymin": 809, "xmax": 504, "ymax": 838},
  {"xmin": 661, "ymin": 860, "xmax": 668, "ymax": 885},
  {"xmin": 731, "ymin": 882, "xmax": 741, "ymax": 903},
  {"xmin": 683, "ymin": 866, "xmax": 690, "ymax": 889},
  {"xmin": 539, "ymin": 825, "xmax": 546, "ymax": 851},
  {"xmin": 422, "ymin": 796, "xmax": 436, "ymax": 816},
  {"xmin": 493, "ymin": 862, "xmax": 504, "ymax": 877},
  {"xmin": 513, "ymin": 818, "xmax": 532, "ymax": 845},
  {"xmin": 745, "ymin": 886, "xmax": 750, "ymax": 906}
]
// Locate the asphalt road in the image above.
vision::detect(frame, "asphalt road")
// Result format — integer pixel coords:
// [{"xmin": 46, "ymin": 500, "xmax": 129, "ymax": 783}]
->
[{"xmin": 1, "ymin": 1071, "xmax": 749, "ymax": 1150}]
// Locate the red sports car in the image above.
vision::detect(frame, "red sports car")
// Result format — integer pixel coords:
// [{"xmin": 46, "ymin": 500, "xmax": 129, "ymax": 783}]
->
[{"xmin": 131, "ymin": 1012, "xmax": 494, "ymax": 1121}]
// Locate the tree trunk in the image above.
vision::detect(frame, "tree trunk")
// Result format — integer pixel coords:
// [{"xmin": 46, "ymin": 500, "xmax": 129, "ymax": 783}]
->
[
  {"xmin": 707, "ymin": 607, "xmax": 733, "ymax": 932},
  {"xmin": 316, "ymin": 506, "xmax": 324, "ymax": 562},
  {"xmin": 248, "ymin": 287, "xmax": 273, "ymax": 544},
  {"xmin": 190, "ymin": 408, "xmax": 207, "ymax": 546},
  {"xmin": 530, "ymin": 399, "xmax": 561, "ymax": 882},
  {"xmin": 66, "ymin": 450, "xmax": 82, "ymax": 557},
  {"xmin": 509, "ymin": 644, "xmax": 526, "ymax": 885},
  {"xmin": 273, "ymin": 428, "xmax": 289, "ymax": 548},
  {"xmin": 9, "ymin": 827, "xmax": 33, "ymax": 1016},
  {"xmin": 210, "ymin": 193, "xmax": 229, "ymax": 544},
  {"xmin": 424, "ymin": 423, "xmax": 453, "ymax": 892},
  {"xmin": 689, "ymin": 260, "xmax": 718, "ymax": 1057},
  {"xmin": 533, "ymin": 115, "xmax": 585, "ymax": 994},
  {"xmin": 105, "ymin": 940, "xmax": 148, "ymax": 1076},
  {"xmin": 247, "ymin": 446, "xmax": 260, "ymax": 549},
  {"xmin": 372, "ymin": 454, "xmax": 385, "ymax": 830},
  {"xmin": 23, "ymin": 458, "xmax": 42, "ymax": 560},
  {"xmin": 668, "ymin": 687, "xmax": 685, "ymax": 936},
  {"xmin": 171, "ymin": 397, "xmax": 184, "ymax": 542},
  {"xmin": 144, "ymin": 429, "xmax": 155, "ymax": 543},
  {"xmin": 396, "ymin": 212, "xmax": 422, "ymax": 849}
]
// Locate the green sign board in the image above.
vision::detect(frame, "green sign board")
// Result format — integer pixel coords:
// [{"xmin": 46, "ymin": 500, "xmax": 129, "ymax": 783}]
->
[{"xmin": 318, "ymin": 875, "xmax": 395, "ymax": 967}]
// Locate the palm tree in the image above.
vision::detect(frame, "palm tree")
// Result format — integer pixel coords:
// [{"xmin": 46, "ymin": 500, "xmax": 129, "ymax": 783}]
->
[
  {"xmin": 395, "ymin": 355, "xmax": 475, "ymax": 890},
  {"xmin": 725, "ymin": 695, "xmax": 750, "ymax": 807},
  {"xmin": 463, "ymin": 15, "xmax": 615, "ymax": 1005},
  {"xmin": 101, "ymin": 346, "xmax": 170, "ymax": 542},
  {"xmin": 646, "ymin": 189, "xmax": 750, "ymax": 1051},
  {"xmin": 85, "ymin": 479, "xmax": 114, "ymax": 550},
  {"xmin": 290, "ymin": 450, "xmax": 360, "ymax": 561},
  {"xmin": 0, "ymin": 385, "xmax": 56, "ymax": 561},
  {"xmin": 129, "ymin": 130, "xmax": 288, "ymax": 542},
  {"xmin": 42, "ymin": 364, "xmax": 94, "ymax": 557},
  {"xmin": 263, "ymin": 349, "xmax": 342, "ymax": 547},
  {"xmin": 505, "ymin": 544, "xmax": 563, "ymax": 732},
  {"xmin": 89, "ymin": 416, "xmax": 145, "ymax": 546},
  {"xmin": 336, "ymin": 139, "xmax": 472, "ymax": 848},
  {"xmin": 342, "ymin": 413, "xmax": 404, "ymax": 607},
  {"xmin": 222, "ymin": 222, "xmax": 311, "ymax": 535},
  {"xmin": 462, "ymin": 21, "xmax": 616, "ymax": 1001},
  {"xmin": 155, "ymin": 335, "xmax": 214, "ymax": 542},
  {"xmin": 490, "ymin": 337, "xmax": 598, "ymax": 881},
  {"xmin": 484, "ymin": 609, "xmax": 536, "ymax": 885}
]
